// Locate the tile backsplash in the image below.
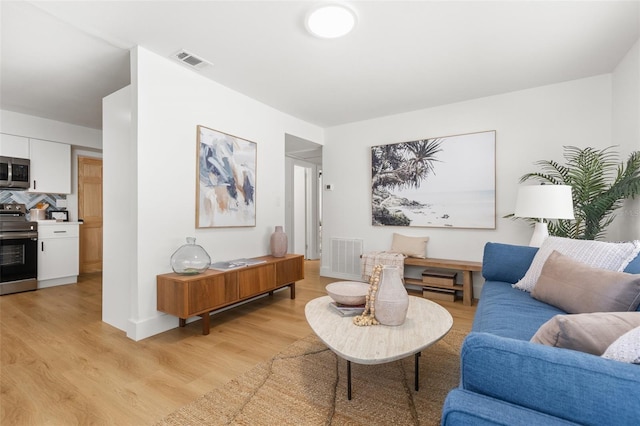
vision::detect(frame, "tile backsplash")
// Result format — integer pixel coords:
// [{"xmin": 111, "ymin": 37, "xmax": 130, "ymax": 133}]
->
[{"xmin": 0, "ymin": 190, "xmax": 66, "ymax": 211}]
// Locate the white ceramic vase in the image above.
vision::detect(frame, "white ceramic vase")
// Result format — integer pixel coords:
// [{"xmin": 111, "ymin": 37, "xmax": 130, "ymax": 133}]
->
[
  {"xmin": 374, "ymin": 265, "xmax": 409, "ymax": 326},
  {"xmin": 270, "ymin": 226, "xmax": 288, "ymax": 258}
]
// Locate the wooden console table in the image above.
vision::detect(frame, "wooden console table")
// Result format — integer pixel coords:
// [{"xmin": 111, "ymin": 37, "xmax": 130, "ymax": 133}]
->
[
  {"xmin": 157, "ymin": 254, "xmax": 304, "ymax": 335},
  {"xmin": 403, "ymin": 257, "xmax": 482, "ymax": 306}
]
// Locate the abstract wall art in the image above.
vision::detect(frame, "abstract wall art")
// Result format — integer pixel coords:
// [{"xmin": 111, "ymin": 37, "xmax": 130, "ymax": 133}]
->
[
  {"xmin": 196, "ymin": 125, "xmax": 257, "ymax": 228},
  {"xmin": 371, "ymin": 130, "xmax": 496, "ymax": 229}
]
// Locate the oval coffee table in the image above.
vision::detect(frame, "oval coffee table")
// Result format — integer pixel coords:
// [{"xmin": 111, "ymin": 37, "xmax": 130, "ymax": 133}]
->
[{"xmin": 305, "ymin": 295, "xmax": 453, "ymax": 400}]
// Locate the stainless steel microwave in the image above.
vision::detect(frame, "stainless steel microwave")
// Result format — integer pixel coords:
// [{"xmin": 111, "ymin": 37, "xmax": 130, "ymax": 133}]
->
[{"xmin": 0, "ymin": 156, "xmax": 30, "ymax": 189}]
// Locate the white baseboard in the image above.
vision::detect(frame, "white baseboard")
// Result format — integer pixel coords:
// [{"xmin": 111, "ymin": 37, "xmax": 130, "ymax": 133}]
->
[
  {"xmin": 126, "ymin": 313, "xmax": 178, "ymax": 341},
  {"xmin": 38, "ymin": 276, "xmax": 77, "ymax": 288}
]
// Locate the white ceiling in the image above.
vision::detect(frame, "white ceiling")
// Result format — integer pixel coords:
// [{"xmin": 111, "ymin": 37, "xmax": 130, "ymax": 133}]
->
[{"xmin": 1, "ymin": 1, "xmax": 639, "ymax": 132}]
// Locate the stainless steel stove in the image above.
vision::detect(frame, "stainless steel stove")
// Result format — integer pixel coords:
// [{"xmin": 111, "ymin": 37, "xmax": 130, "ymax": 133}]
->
[{"xmin": 0, "ymin": 203, "xmax": 38, "ymax": 295}]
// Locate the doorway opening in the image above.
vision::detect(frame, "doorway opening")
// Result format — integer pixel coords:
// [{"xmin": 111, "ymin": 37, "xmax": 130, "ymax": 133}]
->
[{"xmin": 285, "ymin": 134, "xmax": 322, "ymax": 260}]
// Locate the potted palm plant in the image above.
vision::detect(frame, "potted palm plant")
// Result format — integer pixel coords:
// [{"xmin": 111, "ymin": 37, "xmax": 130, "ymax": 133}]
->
[{"xmin": 515, "ymin": 145, "xmax": 640, "ymax": 240}]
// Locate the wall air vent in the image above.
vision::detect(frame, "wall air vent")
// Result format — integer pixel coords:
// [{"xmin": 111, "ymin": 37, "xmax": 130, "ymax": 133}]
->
[{"xmin": 172, "ymin": 50, "xmax": 212, "ymax": 70}]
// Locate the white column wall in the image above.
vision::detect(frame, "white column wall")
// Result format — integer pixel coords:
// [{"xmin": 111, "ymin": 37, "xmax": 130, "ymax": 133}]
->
[
  {"xmin": 118, "ymin": 47, "xmax": 322, "ymax": 340},
  {"xmin": 102, "ymin": 85, "xmax": 135, "ymax": 332}
]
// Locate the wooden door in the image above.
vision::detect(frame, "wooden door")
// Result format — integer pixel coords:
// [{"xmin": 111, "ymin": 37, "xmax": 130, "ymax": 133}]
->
[{"xmin": 78, "ymin": 157, "xmax": 103, "ymax": 273}]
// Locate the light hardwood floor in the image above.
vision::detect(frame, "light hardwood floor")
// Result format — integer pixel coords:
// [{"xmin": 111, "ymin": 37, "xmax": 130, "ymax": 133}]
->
[{"xmin": 0, "ymin": 260, "xmax": 476, "ymax": 425}]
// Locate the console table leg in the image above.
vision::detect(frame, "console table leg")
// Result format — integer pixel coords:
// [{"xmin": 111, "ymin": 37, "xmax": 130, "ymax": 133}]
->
[
  {"xmin": 415, "ymin": 352, "xmax": 421, "ymax": 391},
  {"xmin": 290, "ymin": 283, "xmax": 296, "ymax": 299},
  {"xmin": 200, "ymin": 312, "xmax": 210, "ymax": 335},
  {"xmin": 347, "ymin": 360, "xmax": 352, "ymax": 400}
]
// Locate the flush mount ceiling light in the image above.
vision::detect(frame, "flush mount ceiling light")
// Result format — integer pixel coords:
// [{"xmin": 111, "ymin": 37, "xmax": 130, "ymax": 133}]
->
[{"xmin": 305, "ymin": 4, "xmax": 357, "ymax": 38}]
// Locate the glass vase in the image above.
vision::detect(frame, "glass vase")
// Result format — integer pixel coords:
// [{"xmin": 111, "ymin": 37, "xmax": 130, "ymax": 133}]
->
[{"xmin": 171, "ymin": 237, "xmax": 211, "ymax": 275}]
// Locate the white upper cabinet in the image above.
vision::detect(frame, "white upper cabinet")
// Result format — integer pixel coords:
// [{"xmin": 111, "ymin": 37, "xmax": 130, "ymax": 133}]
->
[
  {"xmin": 29, "ymin": 138, "xmax": 71, "ymax": 194},
  {"xmin": 0, "ymin": 133, "xmax": 29, "ymax": 158}
]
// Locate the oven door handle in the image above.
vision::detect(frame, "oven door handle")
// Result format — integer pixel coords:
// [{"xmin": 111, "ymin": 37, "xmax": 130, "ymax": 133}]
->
[{"xmin": 0, "ymin": 232, "xmax": 38, "ymax": 240}]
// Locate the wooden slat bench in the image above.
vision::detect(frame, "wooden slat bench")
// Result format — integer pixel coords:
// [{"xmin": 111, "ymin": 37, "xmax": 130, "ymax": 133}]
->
[{"xmin": 403, "ymin": 257, "xmax": 483, "ymax": 306}]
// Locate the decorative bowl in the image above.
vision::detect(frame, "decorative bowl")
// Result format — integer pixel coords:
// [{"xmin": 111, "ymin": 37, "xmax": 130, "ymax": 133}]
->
[{"xmin": 325, "ymin": 281, "xmax": 370, "ymax": 306}]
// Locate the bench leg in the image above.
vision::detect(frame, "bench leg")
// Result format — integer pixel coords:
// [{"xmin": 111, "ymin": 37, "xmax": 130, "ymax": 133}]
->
[{"xmin": 462, "ymin": 271, "xmax": 473, "ymax": 306}]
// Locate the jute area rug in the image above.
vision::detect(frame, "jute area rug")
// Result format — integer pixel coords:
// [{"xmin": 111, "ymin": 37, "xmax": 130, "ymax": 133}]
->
[{"xmin": 157, "ymin": 329, "xmax": 466, "ymax": 426}]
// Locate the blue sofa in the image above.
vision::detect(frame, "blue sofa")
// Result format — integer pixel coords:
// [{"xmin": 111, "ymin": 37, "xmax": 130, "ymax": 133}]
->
[{"xmin": 441, "ymin": 242, "xmax": 640, "ymax": 426}]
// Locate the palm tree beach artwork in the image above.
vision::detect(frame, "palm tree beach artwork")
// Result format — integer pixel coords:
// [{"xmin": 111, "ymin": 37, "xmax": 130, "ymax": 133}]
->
[{"xmin": 371, "ymin": 131, "xmax": 496, "ymax": 229}]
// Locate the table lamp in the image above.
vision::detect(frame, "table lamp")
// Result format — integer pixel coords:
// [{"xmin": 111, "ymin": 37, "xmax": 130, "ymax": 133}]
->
[{"xmin": 514, "ymin": 184, "xmax": 575, "ymax": 247}]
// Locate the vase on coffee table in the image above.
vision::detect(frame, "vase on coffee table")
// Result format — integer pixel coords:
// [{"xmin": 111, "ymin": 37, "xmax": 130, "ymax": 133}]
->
[{"xmin": 374, "ymin": 265, "xmax": 409, "ymax": 326}]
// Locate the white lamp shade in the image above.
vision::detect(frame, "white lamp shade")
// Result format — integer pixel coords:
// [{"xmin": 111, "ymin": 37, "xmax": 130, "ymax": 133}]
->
[{"xmin": 514, "ymin": 185, "xmax": 575, "ymax": 220}]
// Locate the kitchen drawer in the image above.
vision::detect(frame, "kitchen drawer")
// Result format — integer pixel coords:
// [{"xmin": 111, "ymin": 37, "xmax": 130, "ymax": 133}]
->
[{"xmin": 38, "ymin": 223, "xmax": 79, "ymax": 239}]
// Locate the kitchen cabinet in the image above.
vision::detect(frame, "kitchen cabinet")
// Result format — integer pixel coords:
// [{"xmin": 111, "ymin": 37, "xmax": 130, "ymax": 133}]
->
[
  {"xmin": 29, "ymin": 139, "xmax": 71, "ymax": 194},
  {"xmin": 0, "ymin": 133, "xmax": 29, "ymax": 158},
  {"xmin": 37, "ymin": 222, "xmax": 80, "ymax": 288}
]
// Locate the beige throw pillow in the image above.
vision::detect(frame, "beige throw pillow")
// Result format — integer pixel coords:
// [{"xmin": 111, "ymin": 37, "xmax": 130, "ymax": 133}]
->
[
  {"xmin": 531, "ymin": 251, "xmax": 640, "ymax": 313},
  {"xmin": 513, "ymin": 237, "xmax": 640, "ymax": 292},
  {"xmin": 390, "ymin": 233, "xmax": 429, "ymax": 258},
  {"xmin": 531, "ymin": 312, "xmax": 640, "ymax": 355}
]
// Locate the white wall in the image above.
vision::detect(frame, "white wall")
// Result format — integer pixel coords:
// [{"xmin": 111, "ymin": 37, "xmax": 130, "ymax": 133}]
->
[
  {"xmin": 0, "ymin": 109, "xmax": 101, "ymax": 150},
  {"xmin": 611, "ymin": 39, "xmax": 640, "ymax": 241},
  {"xmin": 321, "ymin": 75, "xmax": 614, "ymax": 293},
  {"xmin": 108, "ymin": 47, "xmax": 323, "ymax": 340}
]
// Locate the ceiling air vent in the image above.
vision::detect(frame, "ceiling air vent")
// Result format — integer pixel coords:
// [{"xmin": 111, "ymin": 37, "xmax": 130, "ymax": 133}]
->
[{"xmin": 172, "ymin": 50, "xmax": 212, "ymax": 70}]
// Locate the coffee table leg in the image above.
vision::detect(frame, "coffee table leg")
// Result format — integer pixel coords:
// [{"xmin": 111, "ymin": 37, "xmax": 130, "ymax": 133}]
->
[
  {"xmin": 347, "ymin": 360, "xmax": 352, "ymax": 400},
  {"xmin": 415, "ymin": 352, "xmax": 421, "ymax": 391}
]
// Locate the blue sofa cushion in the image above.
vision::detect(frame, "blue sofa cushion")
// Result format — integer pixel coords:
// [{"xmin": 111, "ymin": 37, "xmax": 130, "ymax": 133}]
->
[
  {"xmin": 459, "ymin": 333, "xmax": 640, "ymax": 426},
  {"xmin": 624, "ymin": 252, "xmax": 640, "ymax": 273},
  {"xmin": 482, "ymin": 242, "xmax": 538, "ymax": 284},
  {"xmin": 442, "ymin": 389, "xmax": 580, "ymax": 426},
  {"xmin": 472, "ymin": 281, "xmax": 565, "ymax": 340}
]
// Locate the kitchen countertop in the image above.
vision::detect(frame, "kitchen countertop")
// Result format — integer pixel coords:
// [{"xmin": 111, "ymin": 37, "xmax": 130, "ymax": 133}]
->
[{"xmin": 35, "ymin": 220, "xmax": 82, "ymax": 225}]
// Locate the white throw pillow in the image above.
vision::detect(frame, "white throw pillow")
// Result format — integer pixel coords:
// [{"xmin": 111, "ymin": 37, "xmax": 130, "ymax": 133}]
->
[
  {"xmin": 602, "ymin": 326, "xmax": 640, "ymax": 364},
  {"xmin": 513, "ymin": 237, "xmax": 640, "ymax": 293}
]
